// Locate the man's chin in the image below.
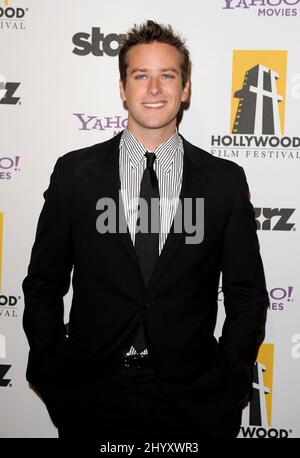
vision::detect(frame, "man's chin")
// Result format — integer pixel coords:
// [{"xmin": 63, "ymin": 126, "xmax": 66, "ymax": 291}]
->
[{"xmin": 137, "ymin": 118, "xmax": 177, "ymax": 131}]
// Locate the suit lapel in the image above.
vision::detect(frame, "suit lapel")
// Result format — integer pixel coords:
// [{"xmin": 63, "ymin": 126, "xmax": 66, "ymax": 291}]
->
[
  {"xmin": 94, "ymin": 132, "xmax": 210, "ymax": 290},
  {"xmin": 95, "ymin": 133, "xmax": 141, "ymax": 273},
  {"xmin": 147, "ymin": 136, "xmax": 210, "ymax": 290}
]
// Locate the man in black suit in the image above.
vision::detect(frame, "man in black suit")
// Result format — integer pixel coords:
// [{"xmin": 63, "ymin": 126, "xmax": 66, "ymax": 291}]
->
[{"xmin": 22, "ymin": 20, "xmax": 269, "ymax": 440}]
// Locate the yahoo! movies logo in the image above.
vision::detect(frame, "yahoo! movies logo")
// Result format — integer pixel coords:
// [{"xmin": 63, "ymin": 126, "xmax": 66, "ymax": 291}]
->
[
  {"xmin": 0, "ymin": 0, "xmax": 28, "ymax": 30},
  {"xmin": 240, "ymin": 343, "xmax": 292, "ymax": 438},
  {"xmin": 73, "ymin": 113, "xmax": 127, "ymax": 136},
  {"xmin": 72, "ymin": 27, "xmax": 126, "ymax": 57},
  {"xmin": 0, "ymin": 155, "xmax": 21, "ymax": 180},
  {"xmin": 268, "ymin": 286, "xmax": 294, "ymax": 311},
  {"xmin": 211, "ymin": 51, "xmax": 300, "ymax": 159},
  {"xmin": 219, "ymin": 285, "xmax": 295, "ymax": 311},
  {"xmin": 222, "ymin": 0, "xmax": 300, "ymax": 16}
]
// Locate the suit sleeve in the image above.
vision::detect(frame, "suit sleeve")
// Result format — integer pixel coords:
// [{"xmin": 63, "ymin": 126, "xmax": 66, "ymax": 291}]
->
[
  {"xmin": 219, "ymin": 166, "xmax": 269, "ymax": 403},
  {"xmin": 22, "ymin": 157, "xmax": 74, "ymax": 386}
]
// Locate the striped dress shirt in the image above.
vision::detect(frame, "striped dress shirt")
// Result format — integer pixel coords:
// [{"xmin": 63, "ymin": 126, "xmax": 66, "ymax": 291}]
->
[
  {"xmin": 119, "ymin": 128, "xmax": 184, "ymax": 355},
  {"xmin": 119, "ymin": 128, "xmax": 184, "ymax": 255}
]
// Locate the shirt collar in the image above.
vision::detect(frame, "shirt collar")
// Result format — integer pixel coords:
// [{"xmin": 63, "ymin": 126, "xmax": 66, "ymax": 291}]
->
[{"xmin": 121, "ymin": 128, "xmax": 182, "ymax": 172}]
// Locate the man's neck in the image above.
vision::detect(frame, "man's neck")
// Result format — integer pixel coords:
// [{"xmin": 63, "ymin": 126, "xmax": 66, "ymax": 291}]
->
[{"xmin": 126, "ymin": 123, "xmax": 177, "ymax": 150}]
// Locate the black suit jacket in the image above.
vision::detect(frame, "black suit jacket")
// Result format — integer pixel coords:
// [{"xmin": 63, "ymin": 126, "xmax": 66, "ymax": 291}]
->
[{"xmin": 22, "ymin": 131, "xmax": 269, "ymax": 437}]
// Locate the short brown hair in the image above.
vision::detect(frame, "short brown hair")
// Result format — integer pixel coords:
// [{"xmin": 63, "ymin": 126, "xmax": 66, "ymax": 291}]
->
[{"xmin": 119, "ymin": 20, "xmax": 190, "ymax": 88}]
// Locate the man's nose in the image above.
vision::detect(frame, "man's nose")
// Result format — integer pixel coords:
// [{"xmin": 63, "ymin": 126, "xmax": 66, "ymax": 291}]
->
[{"xmin": 147, "ymin": 77, "xmax": 162, "ymax": 96}]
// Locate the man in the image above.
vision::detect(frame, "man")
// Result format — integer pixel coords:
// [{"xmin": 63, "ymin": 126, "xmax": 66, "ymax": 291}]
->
[{"xmin": 22, "ymin": 20, "xmax": 269, "ymax": 440}]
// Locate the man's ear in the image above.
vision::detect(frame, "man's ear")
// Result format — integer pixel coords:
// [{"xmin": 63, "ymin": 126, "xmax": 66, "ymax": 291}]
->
[
  {"xmin": 181, "ymin": 79, "xmax": 190, "ymax": 103},
  {"xmin": 119, "ymin": 80, "xmax": 126, "ymax": 102}
]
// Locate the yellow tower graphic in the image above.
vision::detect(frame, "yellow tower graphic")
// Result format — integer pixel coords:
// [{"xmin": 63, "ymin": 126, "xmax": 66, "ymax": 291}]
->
[
  {"xmin": 231, "ymin": 51, "xmax": 287, "ymax": 135},
  {"xmin": 252, "ymin": 343, "xmax": 274, "ymax": 427}
]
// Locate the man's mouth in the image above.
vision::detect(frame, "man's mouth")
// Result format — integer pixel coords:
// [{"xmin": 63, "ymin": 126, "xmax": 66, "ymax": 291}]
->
[{"xmin": 142, "ymin": 101, "xmax": 167, "ymax": 109}]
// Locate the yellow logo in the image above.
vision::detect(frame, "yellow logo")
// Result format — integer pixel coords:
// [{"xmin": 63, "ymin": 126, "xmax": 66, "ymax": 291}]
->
[
  {"xmin": 254, "ymin": 343, "xmax": 274, "ymax": 427},
  {"xmin": 231, "ymin": 51, "xmax": 287, "ymax": 136}
]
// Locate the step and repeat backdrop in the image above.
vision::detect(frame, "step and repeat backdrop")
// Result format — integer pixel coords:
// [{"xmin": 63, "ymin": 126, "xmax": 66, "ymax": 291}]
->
[{"xmin": 0, "ymin": 0, "xmax": 299, "ymax": 438}]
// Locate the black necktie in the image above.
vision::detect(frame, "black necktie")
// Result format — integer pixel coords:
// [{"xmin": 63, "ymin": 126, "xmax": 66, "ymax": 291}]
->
[
  {"xmin": 131, "ymin": 152, "xmax": 160, "ymax": 353},
  {"xmin": 135, "ymin": 152, "xmax": 160, "ymax": 285}
]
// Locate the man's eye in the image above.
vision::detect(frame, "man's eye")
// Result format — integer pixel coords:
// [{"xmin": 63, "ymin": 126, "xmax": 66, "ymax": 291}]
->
[
  {"xmin": 135, "ymin": 74, "xmax": 147, "ymax": 80},
  {"xmin": 162, "ymin": 74, "xmax": 174, "ymax": 79}
]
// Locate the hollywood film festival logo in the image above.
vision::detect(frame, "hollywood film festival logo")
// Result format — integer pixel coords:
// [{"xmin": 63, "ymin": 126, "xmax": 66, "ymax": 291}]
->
[
  {"xmin": 222, "ymin": 0, "xmax": 300, "ymax": 16},
  {"xmin": 0, "ymin": 0, "xmax": 28, "ymax": 30},
  {"xmin": 239, "ymin": 343, "xmax": 293, "ymax": 438},
  {"xmin": 0, "ymin": 213, "xmax": 20, "ymax": 319},
  {"xmin": 211, "ymin": 50, "xmax": 300, "ymax": 159}
]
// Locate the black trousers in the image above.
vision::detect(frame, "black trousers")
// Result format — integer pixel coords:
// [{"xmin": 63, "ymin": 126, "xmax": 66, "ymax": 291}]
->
[{"xmin": 58, "ymin": 361, "xmax": 208, "ymax": 441}]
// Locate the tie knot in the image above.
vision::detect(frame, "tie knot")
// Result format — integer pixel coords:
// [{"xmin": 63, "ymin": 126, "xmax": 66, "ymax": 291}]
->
[{"xmin": 145, "ymin": 152, "xmax": 156, "ymax": 169}]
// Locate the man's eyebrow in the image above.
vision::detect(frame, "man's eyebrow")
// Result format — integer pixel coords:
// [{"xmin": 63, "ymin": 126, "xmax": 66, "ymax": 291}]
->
[
  {"xmin": 130, "ymin": 68, "xmax": 148, "ymax": 74},
  {"xmin": 159, "ymin": 68, "xmax": 179, "ymax": 74},
  {"xmin": 130, "ymin": 67, "xmax": 179, "ymax": 75}
]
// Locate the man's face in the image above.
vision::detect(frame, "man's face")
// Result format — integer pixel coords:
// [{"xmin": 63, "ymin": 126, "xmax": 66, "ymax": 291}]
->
[{"xmin": 119, "ymin": 41, "xmax": 190, "ymax": 135}]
